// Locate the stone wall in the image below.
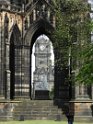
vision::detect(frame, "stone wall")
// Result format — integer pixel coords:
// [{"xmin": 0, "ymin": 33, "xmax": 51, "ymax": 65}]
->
[
  {"xmin": 0, "ymin": 101, "xmax": 21, "ymax": 121},
  {"xmin": 69, "ymin": 101, "xmax": 93, "ymax": 122}
]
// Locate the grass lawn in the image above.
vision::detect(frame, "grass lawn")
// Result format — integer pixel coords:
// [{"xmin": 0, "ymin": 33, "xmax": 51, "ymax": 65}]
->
[{"xmin": 0, "ymin": 120, "xmax": 92, "ymax": 124}]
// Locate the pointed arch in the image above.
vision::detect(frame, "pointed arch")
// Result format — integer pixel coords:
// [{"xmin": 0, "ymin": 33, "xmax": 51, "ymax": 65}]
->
[
  {"xmin": 9, "ymin": 23, "xmax": 22, "ymax": 46},
  {"xmin": 24, "ymin": 18, "xmax": 54, "ymax": 46},
  {"xmin": 23, "ymin": 18, "xmax": 54, "ymax": 99},
  {"xmin": 9, "ymin": 24, "xmax": 22, "ymax": 99}
]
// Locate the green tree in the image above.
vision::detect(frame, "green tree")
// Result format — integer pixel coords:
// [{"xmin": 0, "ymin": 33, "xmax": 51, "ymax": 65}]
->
[
  {"xmin": 75, "ymin": 6, "xmax": 93, "ymax": 85},
  {"xmin": 76, "ymin": 43, "xmax": 93, "ymax": 85},
  {"xmin": 52, "ymin": 0, "xmax": 89, "ymax": 82}
]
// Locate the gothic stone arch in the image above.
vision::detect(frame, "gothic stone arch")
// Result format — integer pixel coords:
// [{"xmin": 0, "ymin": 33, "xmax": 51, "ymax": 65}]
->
[
  {"xmin": 9, "ymin": 24, "xmax": 22, "ymax": 99},
  {"xmin": 24, "ymin": 18, "xmax": 70, "ymax": 100},
  {"xmin": 24, "ymin": 18, "xmax": 54, "ymax": 99}
]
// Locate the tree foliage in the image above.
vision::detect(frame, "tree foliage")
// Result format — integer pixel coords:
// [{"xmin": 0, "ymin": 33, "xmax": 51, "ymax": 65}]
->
[
  {"xmin": 76, "ymin": 43, "xmax": 93, "ymax": 85},
  {"xmin": 52, "ymin": 0, "xmax": 90, "ymax": 83},
  {"xmin": 53, "ymin": 0, "xmax": 88, "ymax": 68}
]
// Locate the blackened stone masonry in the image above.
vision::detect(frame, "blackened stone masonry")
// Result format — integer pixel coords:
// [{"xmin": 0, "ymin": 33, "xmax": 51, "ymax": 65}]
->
[{"xmin": 0, "ymin": 0, "xmax": 92, "ymax": 122}]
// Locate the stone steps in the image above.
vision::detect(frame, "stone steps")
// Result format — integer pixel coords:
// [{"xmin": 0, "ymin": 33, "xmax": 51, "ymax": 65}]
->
[{"xmin": 13, "ymin": 100, "xmax": 66, "ymax": 120}]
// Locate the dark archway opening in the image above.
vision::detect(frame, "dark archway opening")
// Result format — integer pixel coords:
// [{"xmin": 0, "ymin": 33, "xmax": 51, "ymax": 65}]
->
[
  {"xmin": 10, "ymin": 34, "xmax": 15, "ymax": 99},
  {"xmin": 9, "ymin": 24, "xmax": 22, "ymax": 100}
]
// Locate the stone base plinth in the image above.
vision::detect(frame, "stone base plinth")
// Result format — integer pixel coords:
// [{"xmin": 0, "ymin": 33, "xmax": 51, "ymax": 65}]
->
[{"xmin": 69, "ymin": 100, "xmax": 93, "ymax": 122}]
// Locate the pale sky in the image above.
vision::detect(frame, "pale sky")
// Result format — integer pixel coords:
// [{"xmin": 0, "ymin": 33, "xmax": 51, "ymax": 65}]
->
[{"xmin": 88, "ymin": 0, "xmax": 93, "ymax": 10}]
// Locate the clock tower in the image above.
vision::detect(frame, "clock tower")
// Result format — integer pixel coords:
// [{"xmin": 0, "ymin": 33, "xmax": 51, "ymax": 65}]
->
[{"xmin": 33, "ymin": 35, "xmax": 54, "ymax": 99}]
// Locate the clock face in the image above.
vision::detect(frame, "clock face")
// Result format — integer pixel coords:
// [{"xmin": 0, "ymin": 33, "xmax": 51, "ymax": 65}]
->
[{"xmin": 39, "ymin": 44, "xmax": 45, "ymax": 51}]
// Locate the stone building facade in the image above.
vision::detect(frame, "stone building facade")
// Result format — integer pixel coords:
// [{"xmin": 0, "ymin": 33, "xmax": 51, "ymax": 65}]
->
[{"xmin": 0, "ymin": 0, "xmax": 93, "ymax": 121}]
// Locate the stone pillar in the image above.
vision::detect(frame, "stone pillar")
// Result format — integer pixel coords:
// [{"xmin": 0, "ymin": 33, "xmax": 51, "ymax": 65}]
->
[
  {"xmin": 75, "ymin": 84, "xmax": 90, "ymax": 100},
  {"xmin": 28, "ymin": 16, "xmax": 30, "ymax": 27},
  {"xmin": 5, "ymin": 40, "xmax": 10, "ymax": 100},
  {"xmin": 74, "ymin": 85, "xmax": 79, "ymax": 99},
  {"xmin": 0, "ymin": 13, "xmax": 4, "ymax": 98},
  {"xmin": 4, "ymin": 13, "xmax": 10, "ymax": 100},
  {"xmin": 5, "ymin": 70, "xmax": 11, "ymax": 100},
  {"xmin": 21, "ymin": 46, "xmax": 30, "ymax": 99},
  {"xmin": 33, "ymin": 9, "xmax": 36, "ymax": 21},
  {"xmin": 5, "ymin": 42, "xmax": 10, "ymax": 69}
]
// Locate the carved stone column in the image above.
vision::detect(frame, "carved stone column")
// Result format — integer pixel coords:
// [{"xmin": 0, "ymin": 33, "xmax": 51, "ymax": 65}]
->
[
  {"xmin": 5, "ymin": 42, "xmax": 11, "ymax": 100},
  {"xmin": 0, "ymin": 13, "xmax": 4, "ymax": 98},
  {"xmin": 5, "ymin": 41, "xmax": 10, "ymax": 100},
  {"xmin": 33, "ymin": 9, "xmax": 36, "ymax": 21},
  {"xmin": 5, "ymin": 70, "xmax": 11, "ymax": 100},
  {"xmin": 75, "ymin": 84, "xmax": 90, "ymax": 100},
  {"xmin": 4, "ymin": 13, "xmax": 10, "ymax": 100},
  {"xmin": 74, "ymin": 85, "xmax": 79, "ymax": 99}
]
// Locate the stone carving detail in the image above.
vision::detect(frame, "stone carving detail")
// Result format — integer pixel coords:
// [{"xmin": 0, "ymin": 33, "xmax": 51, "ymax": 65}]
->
[
  {"xmin": 33, "ymin": 35, "xmax": 54, "ymax": 92},
  {"xmin": 35, "ymin": 73, "xmax": 48, "ymax": 90}
]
